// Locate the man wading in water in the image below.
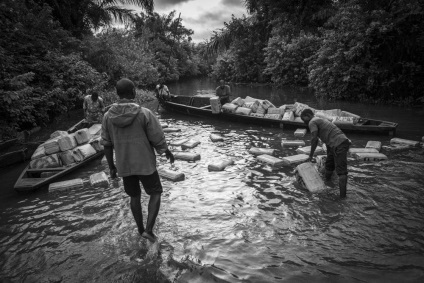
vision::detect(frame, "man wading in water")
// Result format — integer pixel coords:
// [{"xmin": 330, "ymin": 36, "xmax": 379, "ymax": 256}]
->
[
  {"xmin": 215, "ymin": 79, "xmax": 231, "ymax": 105},
  {"xmin": 101, "ymin": 78, "xmax": 174, "ymax": 242},
  {"xmin": 83, "ymin": 91, "xmax": 105, "ymax": 123},
  {"xmin": 300, "ymin": 109, "xmax": 351, "ymax": 198}
]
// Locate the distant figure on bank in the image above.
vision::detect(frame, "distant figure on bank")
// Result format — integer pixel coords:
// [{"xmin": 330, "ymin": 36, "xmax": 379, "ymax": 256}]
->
[
  {"xmin": 300, "ymin": 109, "xmax": 351, "ymax": 198},
  {"xmin": 101, "ymin": 78, "xmax": 175, "ymax": 242},
  {"xmin": 155, "ymin": 82, "xmax": 170, "ymax": 112},
  {"xmin": 83, "ymin": 91, "xmax": 105, "ymax": 123},
  {"xmin": 215, "ymin": 80, "xmax": 231, "ymax": 105}
]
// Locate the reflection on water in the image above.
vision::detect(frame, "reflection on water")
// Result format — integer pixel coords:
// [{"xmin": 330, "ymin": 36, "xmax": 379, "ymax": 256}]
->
[{"xmin": 1, "ymin": 78, "xmax": 424, "ymax": 282}]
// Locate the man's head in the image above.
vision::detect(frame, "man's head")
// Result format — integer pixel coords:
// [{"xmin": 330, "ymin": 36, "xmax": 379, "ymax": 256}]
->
[
  {"xmin": 91, "ymin": 92, "xmax": 99, "ymax": 101},
  {"xmin": 219, "ymin": 79, "xmax": 225, "ymax": 86},
  {"xmin": 116, "ymin": 78, "xmax": 136, "ymax": 99},
  {"xmin": 300, "ymin": 108, "xmax": 315, "ymax": 125}
]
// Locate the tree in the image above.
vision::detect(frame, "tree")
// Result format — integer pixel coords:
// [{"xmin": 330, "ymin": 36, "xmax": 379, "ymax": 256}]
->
[{"xmin": 38, "ymin": 0, "xmax": 154, "ymax": 37}]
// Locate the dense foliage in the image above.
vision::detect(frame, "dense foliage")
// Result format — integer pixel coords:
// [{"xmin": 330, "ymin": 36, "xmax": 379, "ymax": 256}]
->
[
  {"xmin": 208, "ymin": 0, "xmax": 424, "ymax": 104},
  {"xmin": 0, "ymin": 1, "xmax": 208, "ymax": 138}
]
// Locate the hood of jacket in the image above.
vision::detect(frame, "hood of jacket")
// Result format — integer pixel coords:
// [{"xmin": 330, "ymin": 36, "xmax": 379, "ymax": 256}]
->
[{"xmin": 108, "ymin": 102, "xmax": 140, "ymax": 128}]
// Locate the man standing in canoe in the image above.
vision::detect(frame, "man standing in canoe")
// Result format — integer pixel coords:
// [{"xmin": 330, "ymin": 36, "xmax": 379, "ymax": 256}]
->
[
  {"xmin": 215, "ymin": 79, "xmax": 231, "ymax": 105},
  {"xmin": 300, "ymin": 109, "xmax": 351, "ymax": 198},
  {"xmin": 83, "ymin": 91, "xmax": 105, "ymax": 123},
  {"xmin": 101, "ymin": 78, "xmax": 174, "ymax": 242},
  {"xmin": 155, "ymin": 81, "xmax": 171, "ymax": 113}
]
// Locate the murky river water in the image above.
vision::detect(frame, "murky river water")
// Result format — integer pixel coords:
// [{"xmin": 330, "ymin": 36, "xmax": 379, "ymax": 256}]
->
[{"xmin": 1, "ymin": 78, "xmax": 424, "ymax": 282}]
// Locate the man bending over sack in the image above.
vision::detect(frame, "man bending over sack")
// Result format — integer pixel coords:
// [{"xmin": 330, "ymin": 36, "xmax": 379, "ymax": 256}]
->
[
  {"xmin": 215, "ymin": 79, "xmax": 231, "ymax": 105},
  {"xmin": 300, "ymin": 109, "xmax": 351, "ymax": 198},
  {"xmin": 101, "ymin": 78, "xmax": 174, "ymax": 242}
]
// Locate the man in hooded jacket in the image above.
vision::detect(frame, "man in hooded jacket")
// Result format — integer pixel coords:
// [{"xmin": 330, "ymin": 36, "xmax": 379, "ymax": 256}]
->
[{"xmin": 101, "ymin": 78, "xmax": 174, "ymax": 242}]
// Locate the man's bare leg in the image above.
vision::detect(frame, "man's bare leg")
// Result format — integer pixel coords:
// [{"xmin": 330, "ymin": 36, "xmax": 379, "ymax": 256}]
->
[
  {"xmin": 130, "ymin": 196, "xmax": 144, "ymax": 235},
  {"xmin": 142, "ymin": 194, "xmax": 161, "ymax": 242}
]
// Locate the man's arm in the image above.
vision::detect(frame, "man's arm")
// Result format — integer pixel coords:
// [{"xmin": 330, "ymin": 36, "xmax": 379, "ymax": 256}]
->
[
  {"xmin": 144, "ymin": 109, "xmax": 174, "ymax": 163},
  {"xmin": 309, "ymin": 131, "xmax": 319, "ymax": 161}
]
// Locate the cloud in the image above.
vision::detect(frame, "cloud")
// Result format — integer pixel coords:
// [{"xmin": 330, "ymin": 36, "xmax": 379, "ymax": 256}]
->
[
  {"xmin": 221, "ymin": 0, "xmax": 244, "ymax": 7},
  {"xmin": 154, "ymin": 0, "xmax": 194, "ymax": 10}
]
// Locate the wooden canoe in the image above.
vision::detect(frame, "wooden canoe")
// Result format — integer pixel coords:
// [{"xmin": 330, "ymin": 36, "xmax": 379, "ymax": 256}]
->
[
  {"xmin": 159, "ymin": 95, "xmax": 398, "ymax": 136},
  {"xmin": 14, "ymin": 119, "xmax": 104, "ymax": 192}
]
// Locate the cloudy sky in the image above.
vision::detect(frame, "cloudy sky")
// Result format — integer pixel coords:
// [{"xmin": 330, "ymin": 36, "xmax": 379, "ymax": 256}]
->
[{"xmin": 129, "ymin": 0, "xmax": 247, "ymax": 43}]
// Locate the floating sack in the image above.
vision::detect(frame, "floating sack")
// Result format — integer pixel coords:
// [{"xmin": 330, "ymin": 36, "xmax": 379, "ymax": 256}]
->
[
  {"xmin": 296, "ymin": 162, "xmax": 326, "ymax": 193},
  {"xmin": 296, "ymin": 146, "xmax": 325, "ymax": 156},
  {"xmin": 210, "ymin": 134, "xmax": 224, "ymax": 142},
  {"xmin": 210, "ymin": 97, "xmax": 221, "ymax": 114},
  {"xmin": 208, "ymin": 159, "xmax": 234, "ymax": 171},
  {"xmin": 235, "ymin": 107, "xmax": 252, "ymax": 116},
  {"xmin": 171, "ymin": 138, "xmax": 189, "ymax": 146},
  {"xmin": 294, "ymin": 128, "xmax": 307, "ymax": 137},
  {"xmin": 74, "ymin": 128, "xmax": 90, "ymax": 145},
  {"xmin": 348, "ymin": 148, "xmax": 379, "ymax": 155},
  {"xmin": 257, "ymin": 154, "xmax": 285, "ymax": 167},
  {"xmin": 222, "ymin": 103, "xmax": 239, "ymax": 113},
  {"xmin": 50, "ymin": 130, "xmax": 68, "ymax": 139},
  {"xmin": 174, "ymin": 152, "xmax": 201, "ymax": 161},
  {"xmin": 282, "ymin": 154, "xmax": 309, "ymax": 166},
  {"xmin": 88, "ymin": 124, "xmax": 102, "ymax": 136},
  {"xmin": 390, "ymin": 138, "xmax": 420, "ymax": 147},
  {"xmin": 163, "ymin": 128, "xmax": 181, "ymax": 133},
  {"xmin": 58, "ymin": 134, "xmax": 77, "ymax": 152},
  {"xmin": 30, "ymin": 154, "xmax": 61, "ymax": 169},
  {"xmin": 160, "ymin": 123, "xmax": 169, "ymax": 128},
  {"xmin": 158, "ymin": 167, "xmax": 185, "ymax": 182},
  {"xmin": 281, "ymin": 140, "xmax": 305, "ymax": 147},
  {"xmin": 341, "ymin": 111, "xmax": 360, "ymax": 119},
  {"xmin": 282, "ymin": 111, "xmax": 294, "ymax": 121},
  {"xmin": 31, "ymin": 144, "xmax": 46, "ymax": 160},
  {"xmin": 89, "ymin": 172, "xmax": 109, "ymax": 187},
  {"xmin": 249, "ymin": 147, "xmax": 275, "ymax": 156},
  {"xmin": 255, "ymin": 105, "xmax": 267, "ymax": 115},
  {"xmin": 261, "ymin": 100, "xmax": 275, "ymax": 110},
  {"xmin": 264, "ymin": 114, "xmax": 282, "ymax": 120},
  {"xmin": 49, "ymin": 179, "xmax": 83, "ymax": 192},
  {"xmin": 365, "ymin": 141, "xmax": 382, "ymax": 151},
  {"xmin": 243, "ymin": 101, "xmax": 260, "ymax": 113},
  {"xmin": 44, "ymin": 139, "xmax": 60, "ymax": 155},
  {"xmin": 332, "ymin": 116, "xmax": 356, "ymax": 125},
  {"xmin": 267, "ymin": 107, "xmax": 284, "ymax": 115},
  {"xmin": 59, "ymin": 150, "xmax": 76, "ymax": 166},
  {"xmin": 181, "ymin": 140, "xmax": 200, "ymax": 150},
  {"xmin": 40, "ymin": 171, "xmax": 57, "ymax": 178},
  {"xmin": 250, "ymin": 113, "xmax": 265, "ymax": 118},
  {"xmin": 89, "ymin": 136, "xmax": 104, "ymax": 152},
  {"xmin": 231, "ymin": 97, "xmax": 245, "ymax": 107},
  {"xmin": 354, "ymin": 152, "xmax": 388, "ymax": 161},
  {"xmin": 73, "ymin": 144, "xmax": 96, "ymax": 161},
  {"xmin": 382, "ymin": 144, "xmax": 413, "ymax": 153}
]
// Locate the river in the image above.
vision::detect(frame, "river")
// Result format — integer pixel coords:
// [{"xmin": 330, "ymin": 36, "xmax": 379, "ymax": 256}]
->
[{"xmin": 1, "ymin": 78, "xmax": 424, "ymax": 282}]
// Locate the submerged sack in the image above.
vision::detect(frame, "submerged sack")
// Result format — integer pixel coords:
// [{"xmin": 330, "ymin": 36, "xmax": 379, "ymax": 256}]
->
[{"xmin": 30, "ymin": 154, "xmax": 61, "ymax": 169}]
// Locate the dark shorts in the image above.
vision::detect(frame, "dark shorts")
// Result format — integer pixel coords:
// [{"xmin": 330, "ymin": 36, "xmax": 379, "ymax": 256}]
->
[
  {"xmin": 325, "ymin": 139, "xmax": 351, "ymax": 175},
  {"xmin": 219, "ymin": 96, "xmax": 230, "ymax": 105},
  {"xmin": 122, "ymin": 171, "xmax": 163, "ymax": 197}
]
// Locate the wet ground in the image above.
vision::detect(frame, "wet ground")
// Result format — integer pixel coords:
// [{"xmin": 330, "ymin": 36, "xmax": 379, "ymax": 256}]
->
[{"xmin": 1, "ymin": 79, "xmax": 424, "ymax": 282}]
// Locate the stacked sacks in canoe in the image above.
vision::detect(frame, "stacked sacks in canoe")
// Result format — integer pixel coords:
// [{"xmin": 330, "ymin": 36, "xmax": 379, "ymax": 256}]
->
[
  {"xmin": 221, "ymin": 96, "xmax": 361, "ymax": 123},
  {"xmin": 29, "ymin": 126, "xmax": 102, "ymax": 169}
]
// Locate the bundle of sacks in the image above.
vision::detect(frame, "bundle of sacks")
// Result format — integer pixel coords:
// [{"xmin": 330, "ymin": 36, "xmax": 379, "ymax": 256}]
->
[
  {"xmin": 30, "ymin": 124, "xmax": 103, "ymax": 169},
  {"xmin": 221, "ymin": 97, "xmax": 360, "ymax": 123}
]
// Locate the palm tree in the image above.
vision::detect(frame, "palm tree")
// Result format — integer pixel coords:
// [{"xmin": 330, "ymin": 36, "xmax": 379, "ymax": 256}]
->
[{"xmin": 39, "ymin": 0, "xmax": 154, "ymax": 37}]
